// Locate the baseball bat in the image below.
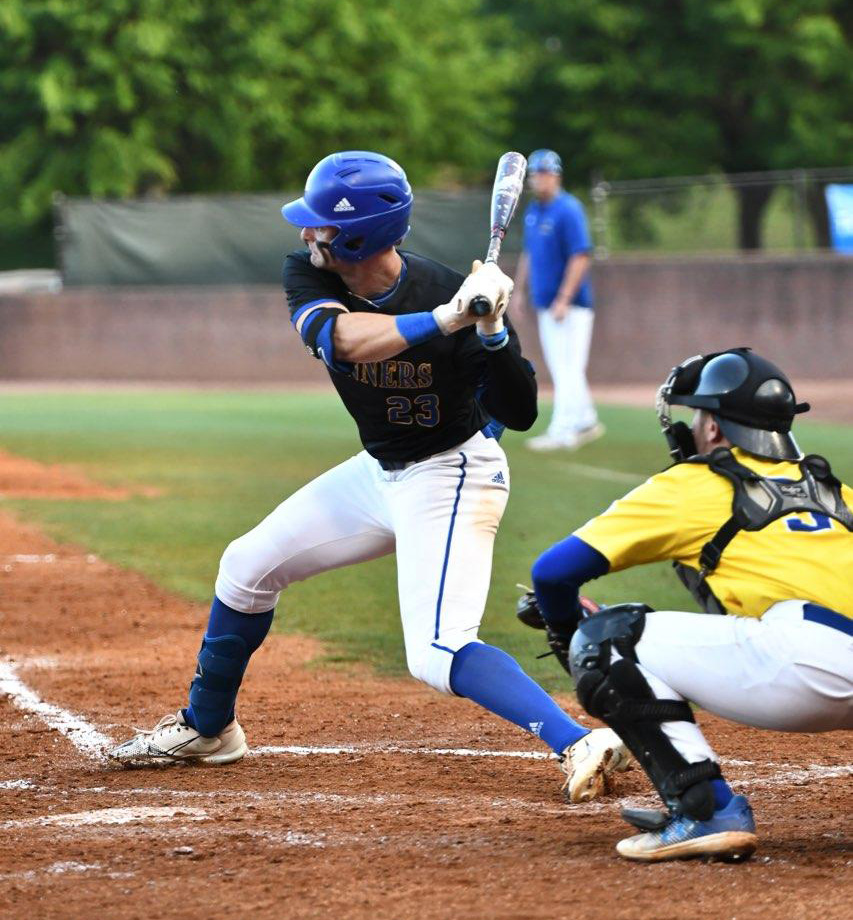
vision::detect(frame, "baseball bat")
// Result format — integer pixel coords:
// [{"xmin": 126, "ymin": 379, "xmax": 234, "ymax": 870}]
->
[{"xmin": 469, "ymin": 151, "xmax": 528, "ymax": 316}]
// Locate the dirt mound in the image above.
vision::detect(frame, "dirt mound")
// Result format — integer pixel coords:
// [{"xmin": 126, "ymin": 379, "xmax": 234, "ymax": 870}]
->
[{"xmin": 0, "ymin": 449, "xmax": 138, "ymax": 500}]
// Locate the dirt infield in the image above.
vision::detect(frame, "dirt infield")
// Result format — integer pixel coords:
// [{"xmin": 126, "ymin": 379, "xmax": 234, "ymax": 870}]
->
[
  {"xmin": 0, "ymin": 449, "xmax": 130, "ymax": 500},
  {"xmin": 1, "ymin": 474, "xmax": 851, "ymax": 918}
]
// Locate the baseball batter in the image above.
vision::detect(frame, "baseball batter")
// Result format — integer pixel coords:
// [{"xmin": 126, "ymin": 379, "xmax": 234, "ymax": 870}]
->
[
  {"xmin": 111, "ymin": 150, "xmax": 630, "ymax": 801},
  {"xmin": 526, "ymin": 348, "xmax": 853, "ymax": 861}
]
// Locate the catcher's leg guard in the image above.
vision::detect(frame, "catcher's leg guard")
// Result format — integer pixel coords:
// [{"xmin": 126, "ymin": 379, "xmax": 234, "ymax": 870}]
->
[
  {"xmin": 188, "ymin": 634, "xmax": 250, "ymax": 737},
  {"xmin": 569, "ymin": 603, "xmax": 720, "ymax": 820}
]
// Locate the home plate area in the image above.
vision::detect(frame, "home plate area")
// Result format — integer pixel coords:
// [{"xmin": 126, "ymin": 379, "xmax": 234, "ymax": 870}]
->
[{"xmin": 0, "ymin": 509, "xmax": 851, "ymax": 920}]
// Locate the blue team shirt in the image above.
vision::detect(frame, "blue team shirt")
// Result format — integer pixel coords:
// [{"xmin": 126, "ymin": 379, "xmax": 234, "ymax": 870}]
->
[{"xmin": 523, "ymin": 191, "xmax": 593, "ymax": 309}]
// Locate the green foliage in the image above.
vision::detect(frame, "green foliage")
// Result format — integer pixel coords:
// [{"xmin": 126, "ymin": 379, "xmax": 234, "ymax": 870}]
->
[
  {"xmin": 0, "ymin": 0, "xmax": 513, "ymax": 234},
  {"xmin": 491, "ymin": 0, "xmax": 853, "ymax": 184},
  {"xmin": 0, "ymin": 390, "xmax": 850, "ymax": 689},
  {"xmin": 3, "ymin": 1, "xmax": 852, "ymax": 260}
]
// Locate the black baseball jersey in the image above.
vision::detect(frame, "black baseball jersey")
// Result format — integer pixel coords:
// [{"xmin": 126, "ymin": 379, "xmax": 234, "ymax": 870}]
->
[{"xmin": 283, "ymin": 249, "xmax": 537, "ymax": 463}]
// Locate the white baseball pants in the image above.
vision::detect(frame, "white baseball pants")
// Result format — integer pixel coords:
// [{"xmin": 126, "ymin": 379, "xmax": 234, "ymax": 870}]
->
[
  {"xmin": 536, "ymin": 307, "xmax": 597, "ymax": 439},
  {"xmin": 214, "ymin": 431, "xmax": 510, "ymax": 694},
  {"xmin": 630, "ymin": 601, "xmax": 853, "ymax": 765}
]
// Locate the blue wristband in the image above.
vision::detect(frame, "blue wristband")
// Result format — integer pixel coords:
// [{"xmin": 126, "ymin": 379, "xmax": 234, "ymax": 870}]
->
[
  {"xmin": 478, "ymin": 327, "xmax": 509, "ymax": 350},
  {"xmin": 395, "ymin": 311, "xmax": 442, "ymax": 347}
]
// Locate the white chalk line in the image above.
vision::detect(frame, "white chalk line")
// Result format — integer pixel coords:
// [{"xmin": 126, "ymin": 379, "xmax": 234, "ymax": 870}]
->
[
  {"xmin": 3, "ymin": 805, "xmax": 209, "ymax": 829},
  {"xmin": 0, "ymin": 659, "xmax": 113, "ymax": 760},
  {"xmin": 3, "ymin": 783, "xmax": 629, "ymax": 832},
  {"xmin": 1, "ymin": 553, "xmax": 99, "ymax": 564},
  {"xmin": 2, "ymin": 660, "xmax": 851, "ymax": 792},
  {"xmin": 250, "ymin": 745, "xmax": 853, "ymax": 782},
  {"xmin": 73, "ymin": 783, "xmax": 600, "ymax": 815},
  {"xmin": 0, "ymin": 861, "xmax": 137, "ymax": 884},
  {"xmin": 252, "ymin": 744, "xmax": 553, "ymax": 759},
  {"xmin": 0, "ymin": 778, "xmax": 35, "ymax": 790},
  {"xmin": 556, "ymin": 462, "xmax": 645, "ymax": 485}
]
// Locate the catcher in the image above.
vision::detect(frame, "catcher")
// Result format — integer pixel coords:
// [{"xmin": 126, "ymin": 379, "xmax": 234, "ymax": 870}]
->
[{"xmin": 520, "ymin": 347, "xmax": 853, "ymax": 862}]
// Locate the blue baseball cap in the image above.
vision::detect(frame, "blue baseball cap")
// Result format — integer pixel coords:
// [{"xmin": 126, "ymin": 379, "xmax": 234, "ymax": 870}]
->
[{"xmin": 528, "ymin": 149, "xmax": 562, "ymax": 174}]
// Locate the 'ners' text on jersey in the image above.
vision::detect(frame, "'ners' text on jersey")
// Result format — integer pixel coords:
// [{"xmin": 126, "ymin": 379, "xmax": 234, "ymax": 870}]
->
[{"xmin": 352, "ymin": 360, "xmax": 433, "ymax": 389}]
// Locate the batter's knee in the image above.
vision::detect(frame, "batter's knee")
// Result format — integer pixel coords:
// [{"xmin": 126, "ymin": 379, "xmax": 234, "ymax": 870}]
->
[
  {"xmin": 406, "ymin": 642, "xmax": 457, "ymax": 695},
  {"xmin": 215, "ymin": 534, "xmax": 283, "ymax": 614}
]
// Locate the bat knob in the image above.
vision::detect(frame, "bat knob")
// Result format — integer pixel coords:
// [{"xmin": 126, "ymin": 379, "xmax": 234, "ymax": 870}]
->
[{"xmin": 469, "ymin": 295, "xmax": 492, "ymax": 317}]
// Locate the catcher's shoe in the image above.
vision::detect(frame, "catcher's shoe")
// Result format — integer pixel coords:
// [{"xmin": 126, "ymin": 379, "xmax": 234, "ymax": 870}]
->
[
  {"xmin": 616, "ymin": 795, "xmax": 758, "ymax": 863},
  {"xmin": 108, "ymin": 710, "xmax": 248, "ymax": 767},
  {"xmin": 560, "ymin": 727, "xmax": 633, "ymax": 803}
]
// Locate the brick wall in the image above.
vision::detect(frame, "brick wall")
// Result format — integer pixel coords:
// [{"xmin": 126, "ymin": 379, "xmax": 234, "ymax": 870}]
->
[{"xmin": 1, "ymin": 255, "xmax": 850, "ymax": 383}]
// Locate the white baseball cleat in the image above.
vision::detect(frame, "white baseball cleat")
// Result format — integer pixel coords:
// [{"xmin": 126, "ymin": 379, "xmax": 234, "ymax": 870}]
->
[
  {"xmin": 525, "ymin": 424, "xmax": 606, "ymax": 453},
  {"xmin": 108, "ymin": 710, "xmax": 248, "ymax": 767},
  {"xmin": 560, "ymin": 727, "xmax": 633, "ymax": 803},
  {"xmin": 571, "ymin": 422, "xmax": 606, "ymax": 449}
]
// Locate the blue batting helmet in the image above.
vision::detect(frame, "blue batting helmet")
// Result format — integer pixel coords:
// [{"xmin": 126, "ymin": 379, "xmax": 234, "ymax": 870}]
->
[
  {"xmin": 281, "ymin": 151, "xmax": 413, "ymax": 262},
  {"xmin": 528, "ymin": 149, "xmax": 562, "ymax": 174}
]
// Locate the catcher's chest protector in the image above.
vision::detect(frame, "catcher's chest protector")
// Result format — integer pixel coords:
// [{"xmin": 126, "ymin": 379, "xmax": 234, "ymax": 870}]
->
[{"xmin": 674, "ymin": 448, "xmax": 853, "ymax": 615}]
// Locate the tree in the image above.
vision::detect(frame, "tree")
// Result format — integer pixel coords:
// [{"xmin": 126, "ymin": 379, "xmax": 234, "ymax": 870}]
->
[
  {"xmin": 490, "ymin": 0, "xmax": 853, "ymax": 250},
  {"xmin": 0, "ymin": 0, "xmax": 514, "ymax": 264}
]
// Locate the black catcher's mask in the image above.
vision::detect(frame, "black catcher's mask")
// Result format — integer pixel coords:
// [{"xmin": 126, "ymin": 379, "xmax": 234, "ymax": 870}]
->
[{"xmin": 656, "ymin": 347, "xmax": 810, "ymax": 462}]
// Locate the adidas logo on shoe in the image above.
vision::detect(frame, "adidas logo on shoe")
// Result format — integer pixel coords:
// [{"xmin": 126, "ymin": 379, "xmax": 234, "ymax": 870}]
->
[
  {"xmin": 333, "ymin": 197, "xmax": 356, "ymax": 212},
  {"xmin": 491, "ymin": 471, "xmax": 506, "ymax": 484}
]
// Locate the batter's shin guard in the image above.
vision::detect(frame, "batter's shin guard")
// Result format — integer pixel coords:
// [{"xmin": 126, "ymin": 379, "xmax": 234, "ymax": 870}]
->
[
  {"xmin": 569, "ymin": 605, "xmax": 720, "ymax": 821},
  {"xmin": 187, "ymin": 634, "xmax": 250, "ymax": 737}
]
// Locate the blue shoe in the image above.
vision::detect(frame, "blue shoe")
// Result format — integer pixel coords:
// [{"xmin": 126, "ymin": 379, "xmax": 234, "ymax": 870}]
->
[{"xmin": 616, "ymin": 795, "xmax": 758, "ymax": 863}]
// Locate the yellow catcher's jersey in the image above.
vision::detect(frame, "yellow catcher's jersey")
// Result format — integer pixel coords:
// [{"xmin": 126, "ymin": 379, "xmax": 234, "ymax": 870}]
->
[{"xmin": 575, "ymin": 448, "xmax": 853, "ymax": 620}]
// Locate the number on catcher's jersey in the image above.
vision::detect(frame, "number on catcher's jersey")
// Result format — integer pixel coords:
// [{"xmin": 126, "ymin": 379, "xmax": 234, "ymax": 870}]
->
[{"xmin": 786, "ymin": 512, "xmax": 833, "ymax": 533}]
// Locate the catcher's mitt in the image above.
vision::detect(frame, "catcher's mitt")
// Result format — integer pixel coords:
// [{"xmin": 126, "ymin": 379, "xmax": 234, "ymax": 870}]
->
[{"xmin": 515, "ymin": 585, "xmax": 574, "ymax": 676}]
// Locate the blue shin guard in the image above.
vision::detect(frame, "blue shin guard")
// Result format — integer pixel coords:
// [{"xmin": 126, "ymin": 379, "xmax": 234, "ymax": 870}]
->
[
  {"xmin": 186, "ymin": 634, "xmax": 250, "ymax": 738},
  {"xmin": 184, "ymin": 598, "xmax": 274, "ymax": 737}
]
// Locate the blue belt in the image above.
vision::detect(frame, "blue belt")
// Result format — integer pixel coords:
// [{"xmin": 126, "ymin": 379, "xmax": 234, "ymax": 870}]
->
[{"xmin": 803, "ymin": 603, "xmax": 853, "ymax": 637}]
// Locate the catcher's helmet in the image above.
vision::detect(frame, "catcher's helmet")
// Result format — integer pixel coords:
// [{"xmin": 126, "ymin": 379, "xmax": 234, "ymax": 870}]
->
[
  {"xmin": 528, "ymin": 149, "xmax": 562, "ymax": 174},
  {"xmin": 281, "ymin": 151, "xmax": 413, "ymax": 262},
  {"xmin": 662, "ymin": 347, "xmax": 810, "ymax": 461}
]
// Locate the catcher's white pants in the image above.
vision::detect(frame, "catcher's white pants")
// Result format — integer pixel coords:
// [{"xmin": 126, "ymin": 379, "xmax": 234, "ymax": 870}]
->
[
  {"xmin": 214, "ymin": 431, "xmax": 509, "ymax": 694},
  {"xmin": 536, "ymin": 307, "xmax": 597, "ymax": 438},
  {"xmin": 629, "ymin": 601, "xmax": 853, "ymax": 765}
]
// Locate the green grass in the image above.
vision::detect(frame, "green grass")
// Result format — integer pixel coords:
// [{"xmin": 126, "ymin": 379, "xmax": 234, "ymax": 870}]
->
[{"xmin": 1, "ymin": 389, "xmax": 850, "ymax": 693}]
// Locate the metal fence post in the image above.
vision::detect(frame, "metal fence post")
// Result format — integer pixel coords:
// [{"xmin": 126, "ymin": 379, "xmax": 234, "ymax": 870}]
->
[
  {"xmin": 793, "ymin": 169, "xmax": 808, "ymax": 250},
  {"xmin": 591, "ymin": 176, "xmax": 610, "ymax": 259}
]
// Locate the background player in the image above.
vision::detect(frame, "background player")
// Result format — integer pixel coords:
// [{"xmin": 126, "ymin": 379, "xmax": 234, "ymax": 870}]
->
[
  {"xmin": 510, "ymin": 149, "xmax": 602, "ymax": 452},
  {"xmin": 526, "ymin": 347, "xmax": 853, "ymax": 860},
  {"xmin": 110, "ymin": 150, "xmax": 630, "ymax": 801}
]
